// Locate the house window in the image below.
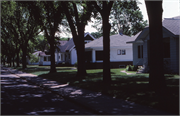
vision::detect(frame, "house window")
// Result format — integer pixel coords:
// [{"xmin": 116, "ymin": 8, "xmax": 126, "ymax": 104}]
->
[
  {"xmin": 68, "ymin": 54, "xmax": 70, "ymax": 60},
  {"xmin": 48, "ymin": 56, "xmax": 51, "ymax": 61},
  {"xmin": 61, "ymin": 54, "xmax": 63, "ymax": 61},
  {"xmin": 44, "ymin": 57, "xmax": 47, "ymax": 61},
  {"xmin": 163, "ymin": 38, "xmax": 170, "ymax": 58},
  {"xmin": 122, "ymin": 50, "xmax": 126, "ymax": 55},
  {"xmin": 117, "ymin": 49, "xmax": 126, "ymax": 55},
  {"xmin": 96, "ymin": 51, "xmax": 103, "ymax": 61},
  {"xmin": 117, "ymin": 50, "xmax": 121, "ymax": 55},
  {"xmin": 138, "ymin": 45, "xmax": 143, "ymax": 58}
]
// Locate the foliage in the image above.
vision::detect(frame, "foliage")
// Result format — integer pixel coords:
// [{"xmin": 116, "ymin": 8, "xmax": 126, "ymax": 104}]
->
[
  {"xmin": 74, "ymin": 62, "xmax": 78, "ymax": 68},
  {"xmin": 126, "ymin": 65, "xmax": 139, "ymax": 71},
  {"xmin": 1, "ymin": 1, "xmax": 41, "ymax": 68},
  {"xmin": 29, "ymin": 53, "xmax": 39, "ymax": 63},
  {"xmin": 33, "ymin": 35, "xmax": 48, "ymax": 52},
  {"xmin": 90, "ymin": 32, "xmax": 102, "ymax": 38},
  {"xmin": 92, "ymin": 1, "xmax": 148, "ymax": 36}
]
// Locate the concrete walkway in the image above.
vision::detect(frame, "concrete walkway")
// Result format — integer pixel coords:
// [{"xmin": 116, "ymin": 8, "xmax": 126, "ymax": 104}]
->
[
  {"xmin": 121, "ymin": 70, "xmax": 135, "ymax": 75},
  {"xmin": 1, "ymin": 66, "xmax": 174, "ymax": 115}
]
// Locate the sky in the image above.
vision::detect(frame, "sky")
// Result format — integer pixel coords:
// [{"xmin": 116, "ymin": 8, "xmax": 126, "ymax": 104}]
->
[{"xmin": 62, "ymin": 0, "xmax": 180, "ymax": 38}]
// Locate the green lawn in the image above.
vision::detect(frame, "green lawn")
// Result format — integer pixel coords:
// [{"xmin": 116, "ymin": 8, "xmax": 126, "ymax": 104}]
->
[{"xmin": 15, "ymin": 65, "xmax": 179, "ymax": 115}]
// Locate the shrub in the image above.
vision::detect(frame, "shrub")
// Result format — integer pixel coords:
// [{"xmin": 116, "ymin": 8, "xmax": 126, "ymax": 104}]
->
[
  {"xmin": 29, "ymin": 53, "xmax": 39, "ymax": 64},
  {"xmin": 126, "ymin": 65, "xmax": 138, "ymax": 71},
  {"xmin": 74, "ymin": 62, "xmax": 78, "ymax": 67}
]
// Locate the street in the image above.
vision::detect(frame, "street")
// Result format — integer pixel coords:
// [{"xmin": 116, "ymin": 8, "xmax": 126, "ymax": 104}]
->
[{"xmin": 1, "ymin": 69, "xmax": 94, "ymax": 115}]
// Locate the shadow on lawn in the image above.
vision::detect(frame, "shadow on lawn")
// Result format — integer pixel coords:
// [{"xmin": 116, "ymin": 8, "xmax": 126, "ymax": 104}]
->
[
  {"xmin": 27, "ymin": 67, "xmax": 178, "ymax": 115},
  {"xmin": 70, "ymin": 75, "xmax": 179, "ymax": 115}
]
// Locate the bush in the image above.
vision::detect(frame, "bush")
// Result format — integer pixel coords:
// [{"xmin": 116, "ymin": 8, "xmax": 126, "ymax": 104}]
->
[
  {"xmin": 74, "ymin": 62, "xmax": 78, "ymax": 67},
  {"xmin": 126, "ymin": 65, "xmax": 138, "ymax": 71},
  {"xmin": 29, "ymin": 53, "xmax": 39, "ymax": 64}
]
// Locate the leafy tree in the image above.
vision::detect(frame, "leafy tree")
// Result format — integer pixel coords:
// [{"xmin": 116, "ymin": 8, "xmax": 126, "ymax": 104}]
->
[
  {"xmin": 145, "ymin": 1, "xmax": 166, "ymax": 93},
  {"xmin": 29, "ymin": 53, "xmax": 39, "ymax": 64},
  {"xmin": 92, "ymin": 1, "xmax": 147, "ymax": 36},
  {"xmin": 25, "ymin": 1, "xmax": 65, "ymax": 73},
  {"xmin": 2, "ymin": 1, "xmax": 42, "ymax": 69},
  {"xmin": 61, "ymin": 1, "xmax": 98, "ymax": 79},
  {"xmin": 34, "ymin": 35, "xmax": 48, "ymax": 52},
  {"xmin": 92, "ymin": 1, "xmax": 114, "ymax": 85},
  {"xmin": 1, "ymin": 1, "xmax": 21, "ymax": 67},
  {"xmin": 90, "ymin": 32, "xmax": 102, "ymax": 39}
]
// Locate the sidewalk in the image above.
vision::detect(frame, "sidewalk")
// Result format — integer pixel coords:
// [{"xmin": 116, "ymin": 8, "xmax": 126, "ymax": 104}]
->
[{"xmin": 1, "ymin": 66, "xmax": 173, "ymax": 115}]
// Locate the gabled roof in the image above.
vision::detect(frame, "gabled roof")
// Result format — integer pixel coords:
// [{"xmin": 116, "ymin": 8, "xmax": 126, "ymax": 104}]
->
[
  {"xmin": 39, "ymin": 51, "xmax": 47, "ymax": 56},
  {"xmin": 163, "ymin": 16, "xmax": 180, "ymax": 35},
  {"xmin": 127, "ymin": 16, "xmax": 180, "ymax": 43},
  {"xmin": 58, "ymin": 41, "xmax": 68, "ymax": 46},
  {"xmin": 32, "ymin": 51, "xmax": 42, "ymax": 57},
  {"xmin": 58, "ymin": 32, "xmax": 96, "ymax": 53},
  {"xmin": 126, "ymin": 31, "xmax": 142, "ymax": 43},
  {"xmin": 85, "ymin": 34, "xmax": 136, "ymax": 49},
  {"xmin": 58, "ymin": 38, "xmax": 74, "ymax": 52}
]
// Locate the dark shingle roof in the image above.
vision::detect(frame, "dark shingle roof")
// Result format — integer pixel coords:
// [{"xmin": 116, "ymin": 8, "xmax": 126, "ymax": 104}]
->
[
  {"xmin": 58, "ymin": 38, "xmax": 74, "ymax": 52},
  {"xmin": 163, "ymin": 16, "xmax": 180, "ymax": 35},
  {"xmin": 58, "ymin": 32, "xmax": 96, "ymax": 52},
  {"xmin": 58, "ymin": 41, "xmax": 68, "ymax": 46}
]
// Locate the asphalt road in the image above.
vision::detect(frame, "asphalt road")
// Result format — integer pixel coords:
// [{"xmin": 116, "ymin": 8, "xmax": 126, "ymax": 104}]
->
[{"xmin": 1, "ymin": 70, "xmax": 94, "ymax": 115}]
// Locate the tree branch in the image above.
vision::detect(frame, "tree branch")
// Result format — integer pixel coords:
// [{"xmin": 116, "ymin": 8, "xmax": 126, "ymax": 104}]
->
[
  {"xmin": 72, "ymin": 2, "xmax": 80, "ymax": 27},
  {"xmin": 91, "ymin": 1, "xmax": 102, "ymax": 14}
]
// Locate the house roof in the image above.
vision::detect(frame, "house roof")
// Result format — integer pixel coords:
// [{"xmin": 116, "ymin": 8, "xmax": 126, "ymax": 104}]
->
[
  {"xmin": 127, "ymin": 16, "xmax": 180, "ymax": 44},
  {"xmin": 163, "ymin": 16, "xmax": 180, "ymax": 35},
  {"xmin": 32, "ymin": 51, "xmax": 42, "ymax": 57},
  {"xmin": 58, "ymin": 38, "xmax": 74, "ymax": 52},
  {"xmin": 39, "ymin": 51, "xmax": 46, "ymax": 56},
  {"xmin": 58, "ymin": 32, "xmax": 96, "ymax": 52},
  {"xmin": 58, "ymin": 41, "xmax": 68, "ymax": 46},
  {"xmin": 85, "ymin": 34, "xmax": 136, "ymax": 49},
  {"xmin": 126, "ymin": 31, "xmax": 142, "ymax": 43}
]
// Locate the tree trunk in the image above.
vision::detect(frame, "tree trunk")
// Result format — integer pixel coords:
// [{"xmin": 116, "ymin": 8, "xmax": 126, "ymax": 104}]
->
[
  {"xmin": 16, "ymin": 49, "xmax": 20, "ymax": 67},
  {"xmin": 22, "ymin": 46, "xmax": 27, "ymax": 69},
  {"xmin": 12, "ymin": 56, "xmax": 15, "ymax": 67},
  {"xmin": 9, "ymin": 57, "xmax": 12, "ymax": 67},
  {"xmin": 145, "ymin": 1, "xmax": 166, "ymax": 93},
  {"xmin": 102, "ymin": 13, "xmax": 111, "ymax": 85},
  {"xmin": 49, "ymin": 37, "xmax": 57, "ymax": 73},
  {"xmin": 3, "ymin": 56, "xmax": 5, "ymax": 66},
  {"xmin": 16, "ymin": 45, "xmax": 20, "ymax": 67},
  {"xmin": 76, "ymin": 28, "xmax": 87, "ymax": 79}
]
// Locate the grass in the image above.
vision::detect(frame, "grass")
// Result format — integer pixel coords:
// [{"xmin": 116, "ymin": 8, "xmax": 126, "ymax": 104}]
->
[{"xmin": 13, "ymin": 65, "xmax": 179, "ymax": 115}]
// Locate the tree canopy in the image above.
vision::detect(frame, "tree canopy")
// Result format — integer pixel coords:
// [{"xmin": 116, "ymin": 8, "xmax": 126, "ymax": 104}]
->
[{"xmin": 92, "ymin": 1, "xmax": 147, "ymax": 36}]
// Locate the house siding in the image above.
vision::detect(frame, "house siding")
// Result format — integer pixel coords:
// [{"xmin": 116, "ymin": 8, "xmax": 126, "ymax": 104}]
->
[
  {"xmin": 170, "ymin": 37, "xmax": 179, "ymax": 73},
  {"xmin": 133, "ymin": 43, "xmax": 143, "ymax": 65},
  {"xmin": 110, "ymin": 48, "xmax": 133, "ymax": 62},
  {"xmin": 70, "ymin": 48, "xmax": 77, "ymax": 65},
  {"xmin": 143, "ymin": 38, "xmax": 148, "ymax": 67}
]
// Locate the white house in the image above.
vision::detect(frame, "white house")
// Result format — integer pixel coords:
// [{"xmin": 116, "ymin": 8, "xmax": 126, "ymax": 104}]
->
[
  {"xmin": 39, "ymin": 32, "xmax": 96, "ymax": 66},
  {"xmin": 127, "ymin": 16, "xmax": 179, "ymax": 73},
  {"xmin": 84, "ymin": 34, "xmax": 137, "ymax": 68}
]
